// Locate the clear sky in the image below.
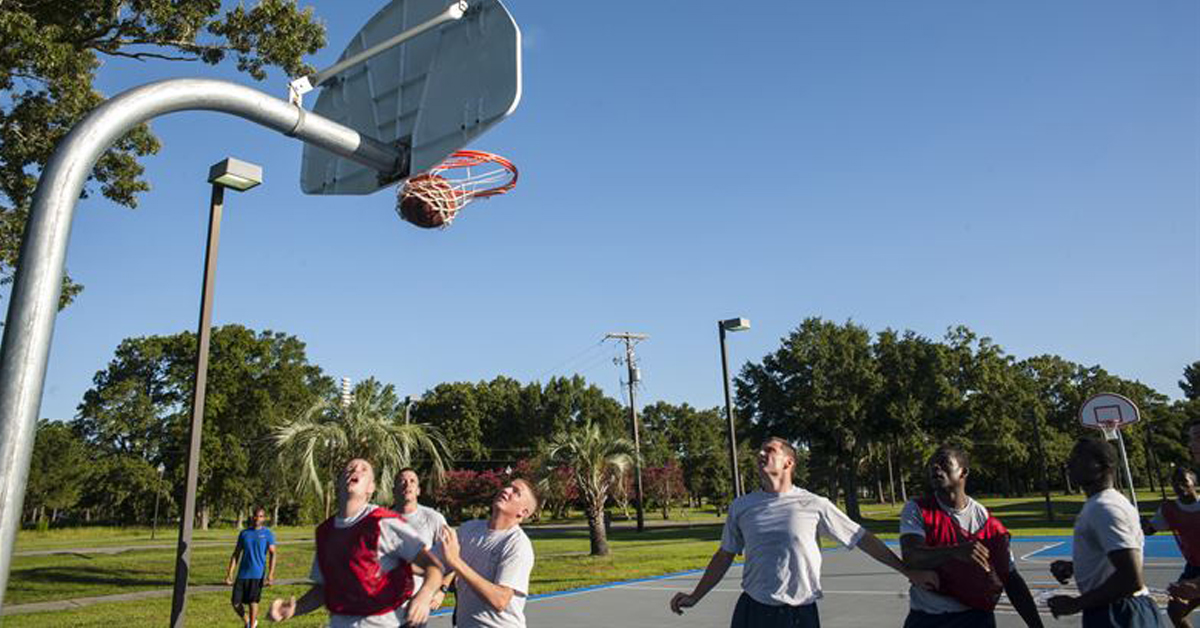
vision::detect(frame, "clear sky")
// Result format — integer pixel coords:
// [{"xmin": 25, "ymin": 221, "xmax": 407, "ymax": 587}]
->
[{"xmin": 23, "ymin": 0, "xmax": 1199, "ymax": 421}]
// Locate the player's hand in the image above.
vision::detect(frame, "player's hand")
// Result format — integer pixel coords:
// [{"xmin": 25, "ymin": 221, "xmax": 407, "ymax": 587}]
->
[
  {"xmin": 440, "ymin": 525, "xmax": 461, "ymax": 567},
  {"xmin": 430, "ymin": 589, "xmax": 446, "ymax": 610},
  {"xmin": 1046, "ymin": 594, "xmax": 1081, "ymax": 617},
  {"xmin": 224, "ymin": 576, "xmax": 233, "ymax": 586},
  {"xmin": 954, "ymin": 540, "xmax": 990, "ymax": 571},
  {"xmin": 1140, "ymin": 516, "xmax": 1158, "ymax": 537},
  {"xmin": 905, "ymin": 569, "xmax": 940, "ymax": 592},
  {"xmin": 1169, "ymin": 578, "xmax": 1200, "ymax": 601},
  {"xmin": 269, "ymin": 596, "xmax": 296, "ymax": 622},
  {"xmin": 670, "ymin": 592, "xmax": 698, "ymax": 615},
  {"xmin": 266, "ymin": 575, "xmax": 275, "ymax": 586},
  {"xmin": 1050, "ymin": 560, "xmax": 1074, "ymax": 585},
  {"xmin": 406, "ymin": 590, "xmax": 433, "ymax": 626}
]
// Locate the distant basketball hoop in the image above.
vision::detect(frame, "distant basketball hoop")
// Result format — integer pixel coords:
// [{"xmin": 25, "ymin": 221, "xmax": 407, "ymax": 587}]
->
[{"xmin": 396, "ymin": 150, "xmax": 518, "ymax": 228}]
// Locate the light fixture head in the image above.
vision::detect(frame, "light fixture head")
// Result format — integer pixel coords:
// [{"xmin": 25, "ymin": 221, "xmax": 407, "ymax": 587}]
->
[
  {"xmin": 208, "ymin": 157, "xmax": 263, "ymax": 191},
  {"xmin": 721, "ymin": 317, "xmax": 751, "ymax": 332}
]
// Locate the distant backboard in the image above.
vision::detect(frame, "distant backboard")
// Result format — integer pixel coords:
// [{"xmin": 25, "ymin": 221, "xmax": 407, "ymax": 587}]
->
[
  {"xmin": 301, "ymin": 0, "xmax": 521, "ymax": 195},
  {"xmin": 1078, "ymin": 392, "xmax": 1140, "ymax": 430}
]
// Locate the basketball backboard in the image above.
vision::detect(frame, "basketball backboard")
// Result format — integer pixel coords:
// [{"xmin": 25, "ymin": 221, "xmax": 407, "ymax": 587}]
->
[
  {"xmin": 1078, "ymin": 392, "xmax": 1140, "ymax": 431},
  {"xmin": 300, "ymin": 0, "xmax": 521, "ymax": 195}
]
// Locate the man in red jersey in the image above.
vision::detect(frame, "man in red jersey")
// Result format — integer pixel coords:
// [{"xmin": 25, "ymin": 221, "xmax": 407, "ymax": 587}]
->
[
  {"xmin": 1144, "ymin": 466, "xmax": 1200, "ymax": 627},
  {"xmin": 268, "ymin": 458, "xmax": 444, "ymax": 627}
]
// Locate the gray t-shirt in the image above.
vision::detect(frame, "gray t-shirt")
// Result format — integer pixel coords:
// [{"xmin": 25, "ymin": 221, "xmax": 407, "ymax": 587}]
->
[
  {"xmin": 308, "ymin": 504, "xmax": 425, "ymax": 628},
  {"xmin": 397, "ymin": 504, "xmax": 448, "ymax": 598},
  {"xmin": 899, "ymin": 496, "xmax": 1015, "ymax": 614},
  {"xmin": 1073, "ymin": 488, "xmax": 1147, "ymax": 596},
  {"xmin": 451, "ymin": 519, "xmax": 535, "ymax": 628},
  {"xmin": 720, "ymin": 487, "xmax": 865, "ymax": 606}
]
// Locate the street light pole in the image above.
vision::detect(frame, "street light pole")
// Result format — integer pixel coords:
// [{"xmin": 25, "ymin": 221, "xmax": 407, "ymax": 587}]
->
[
  {"xmin": 151, "ymin": 463, "xmax": 165, "ymax": 541},
  {"xmin": 169, "ymin": 158, "xmax": 261, "ymax": 628},
  {"xmin": 718, "ymin": 318, "xmax": 750, "ymax": 499}
]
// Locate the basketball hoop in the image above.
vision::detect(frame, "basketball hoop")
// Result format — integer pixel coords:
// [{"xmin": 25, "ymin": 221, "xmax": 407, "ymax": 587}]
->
[{"xmin": 396, "ymin": 150, "xmax": 518, "ymax": 229}]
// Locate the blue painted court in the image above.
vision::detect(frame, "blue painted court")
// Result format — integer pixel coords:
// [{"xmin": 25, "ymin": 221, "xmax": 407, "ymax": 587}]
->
[{"xmin": 1019, "ymin": 534, "xmax": 1183, "ymax": 562}]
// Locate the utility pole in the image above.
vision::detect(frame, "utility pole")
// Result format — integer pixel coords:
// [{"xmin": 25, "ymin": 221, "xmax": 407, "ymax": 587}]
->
[{"xmin": 606, "ymin": 332, "xmax": 648, "ymax": 532}]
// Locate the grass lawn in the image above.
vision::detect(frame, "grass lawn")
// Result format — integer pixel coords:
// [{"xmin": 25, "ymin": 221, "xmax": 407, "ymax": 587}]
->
[{"xmin": 3, "ymin": 488, "xmax": 1173, "ymax": 626}]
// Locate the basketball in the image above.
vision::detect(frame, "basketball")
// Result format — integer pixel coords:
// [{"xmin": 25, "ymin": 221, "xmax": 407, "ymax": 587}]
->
[{"xmin": 398, "ymin": 174, "xmax": 459, "ymax": 229}]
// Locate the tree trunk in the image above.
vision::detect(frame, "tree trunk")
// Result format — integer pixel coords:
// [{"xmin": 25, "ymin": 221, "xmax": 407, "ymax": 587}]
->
[
  {"xmin": 273, "ymin": 497, "xmax": 281, "ymax": 527},
  {"xmin": 886, "ymin": 443, "xmax": 897, "ymax": 505},
  {"xmin": 843, "ymin": 454, "xmax": 862, "ymax": 521},
  {"xmin": 1064, "ymin": 466, "xmax": 1073, "ymax": 494},
  {"xmin": 200, "ymin": 505, "xmax": 210, "ymax": 531},
  {"xmin": 587, "ymin": 503, "xmax": 609, "ymax": 556}
]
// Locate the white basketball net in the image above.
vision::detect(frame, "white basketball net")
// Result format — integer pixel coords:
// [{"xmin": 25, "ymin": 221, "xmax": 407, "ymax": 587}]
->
[{"xmin": 396, "ymin": 152, "xmax": 517, "ymax": 228}]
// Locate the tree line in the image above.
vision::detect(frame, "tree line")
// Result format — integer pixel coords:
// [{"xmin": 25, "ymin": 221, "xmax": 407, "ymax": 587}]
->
[{"xmin": 22, "ymin": 319, "xmax": 1198, "ymax": 533}]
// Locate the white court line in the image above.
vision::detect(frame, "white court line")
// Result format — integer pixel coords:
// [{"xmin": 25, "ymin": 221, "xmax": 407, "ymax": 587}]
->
[{"xmin": 1020, "ymin": 541, "xmax": 1063, "ymax": 562}]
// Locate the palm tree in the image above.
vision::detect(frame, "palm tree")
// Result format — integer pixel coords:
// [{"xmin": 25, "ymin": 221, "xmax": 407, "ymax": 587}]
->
[
  {"xmin": 274, "ymin": 378, "xmax": 450, "ymax": 517},
  {"xmin": 546, "ymin": 420, "xmax": 636, "ymax": 556}
]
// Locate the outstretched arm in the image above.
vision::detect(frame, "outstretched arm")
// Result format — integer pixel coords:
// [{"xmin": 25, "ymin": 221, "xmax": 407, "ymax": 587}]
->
[
  {"xmin": 1048, "ymin": 549, "xmax": 1142, "ymax": 617},
  {"xmin": 858, "ymin": 531, "xmax": 938, "ymax": 591},
  {"xmin": 669, "ymin": 549, "xmax": 735, "ymax": 615},
  {"xmin": 268, "ymin": 585, "xmax": 324, "ymax": 622},
  {"xmin": 1004, "ymin": 570, "xmax": 1045, "ymax": 628},
  {"xmin": 900, "ymin": 533, "xmax": 991, "ymax": 571}
]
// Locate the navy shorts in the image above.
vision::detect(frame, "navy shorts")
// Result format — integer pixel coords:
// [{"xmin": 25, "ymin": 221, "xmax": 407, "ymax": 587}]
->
[
  {"xmin": 1180, "ymin": 563, "xmax": 1200, "ymax": 582},
  {"xmin": 231, "ymin": 577, "xmax": 264, "ymax": 605},
  {"xmin": 903, "ymin": 609, "xmax": 996, "ymax": 628},
  {"xmin": 731, "ymin": 593, "xmax": 820, "ymax": 628},
  {"xmin": 1081, "ymin": 595, "xmax": 1162, "ymax": 628}
]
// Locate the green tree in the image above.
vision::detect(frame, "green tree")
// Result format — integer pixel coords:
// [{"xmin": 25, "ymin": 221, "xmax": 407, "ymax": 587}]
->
[
  {"xmin": 546, "ymin": 420, "xmax": 635, "ymax": 556},
  {"xmin": 74, "ymin": 325, "xmax": 326, "ymax": 526},
  {"xmin": 274, "ymin": 377, "xmax": 451, "ymax": 518},
  {"xmin": 0, "ymin": 1, "xmax": 325, "ymax": 308},
  {"xmin": 24, "ymin": 420, "xmax": 89, "ymax": 524}
]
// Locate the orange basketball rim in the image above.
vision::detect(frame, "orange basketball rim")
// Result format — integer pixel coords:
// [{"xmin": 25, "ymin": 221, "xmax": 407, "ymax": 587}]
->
[{"xmin": 396, "ymin": 150, "xmax": 518, "ymax": 229}]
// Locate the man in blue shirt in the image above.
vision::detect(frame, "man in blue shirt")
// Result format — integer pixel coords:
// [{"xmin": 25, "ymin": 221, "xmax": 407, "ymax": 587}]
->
[{"xmin": 225, "ymin": 506, "xmax": 277, "ymax": 628}]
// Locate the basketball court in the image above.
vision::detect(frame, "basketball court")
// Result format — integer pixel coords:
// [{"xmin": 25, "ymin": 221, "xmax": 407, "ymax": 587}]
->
[{"xmin": 423, "ymin": 538, "xmax": 1180, "ymax": 627}]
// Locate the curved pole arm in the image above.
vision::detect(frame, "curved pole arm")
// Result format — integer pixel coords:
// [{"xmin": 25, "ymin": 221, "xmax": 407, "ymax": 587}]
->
[{"xmin": 0, "ymin": 78, "xmax": 404, "ymax": 609}]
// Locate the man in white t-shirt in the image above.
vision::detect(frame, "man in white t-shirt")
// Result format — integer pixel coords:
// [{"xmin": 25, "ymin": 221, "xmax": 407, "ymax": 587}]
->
[
  {"xmin": 439, "ymin": 478, "xmax": 537, "ymax": 628},
  {"xmin": 393, "ymin": 467, "xmax": 451, "ymax": 615},
  {"xmin": 1047, "ymin": 438, "xmax": 1161, "ymax": 627},
  {"xmin": 668, "ymin": 437, "xmax": 939, "ymax": 628},
  {"xmin": 899, "ymin": 445, "xmax": 1043, "ymax": 628},
  {"xmin": 267, "ymin": 459, "xmax": 445, "ymax": 627}
]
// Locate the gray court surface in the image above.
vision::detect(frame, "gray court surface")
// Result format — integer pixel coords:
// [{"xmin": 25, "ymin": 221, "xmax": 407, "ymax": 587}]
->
[{"xmin": 428, "ymin": 540, "xmax": 1180, "ymax": 627}]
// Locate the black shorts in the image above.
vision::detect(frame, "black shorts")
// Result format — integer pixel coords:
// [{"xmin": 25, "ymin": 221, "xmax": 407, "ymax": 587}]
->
[
  {"xmin": 232, "ymin": 578, "xmax": 264, "ymax": 605},
  {"xmin": 731, "ymin": 593, "xmax": 820, "ymax": 628}
]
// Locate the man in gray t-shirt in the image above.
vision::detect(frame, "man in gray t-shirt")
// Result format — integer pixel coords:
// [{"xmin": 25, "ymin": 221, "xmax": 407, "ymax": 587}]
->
[
  {"xmin": 899, "ymin": 445, "xmax": 1042, "ymax": 628},
  {"xmin": 670, "ymin": 437, "xmax": 938, "ymax": 628},
  {"xmin": 394, "ymin": 468, "xmax": 450, "ymax": 616},
  {"xmin": 440, "ymin": 479, "xmax": 537, "ymax": 628}
]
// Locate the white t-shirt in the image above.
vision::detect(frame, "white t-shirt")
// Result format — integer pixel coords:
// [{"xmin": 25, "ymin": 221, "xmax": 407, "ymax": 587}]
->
[
  {"xmin": 396, "ymin": 504, "xmax": 448, "ymax": 601},
  {"xmin": 451, "ymin": 519, "xmax": 535, "ymax": 628},
  {"xmin": 1148, "ymin": 498, "xmax": 1200, "ymax": 531},
  {"xmin": 308, "ymin": 504, "xmax": 426, "ymax": 628},
  {"xmin": 898, "ymin": 496, "xmax": 1015, "ymax": 614},
  {"xmin": 720, "ymin": 487, "xmax": 865, "ymax": 606},
  {"xmin": 1072, "ymin": 488, "xmax": 1148, "ymax": 596}
]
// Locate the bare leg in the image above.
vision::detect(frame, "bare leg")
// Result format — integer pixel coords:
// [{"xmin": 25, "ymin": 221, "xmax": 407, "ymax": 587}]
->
[{"xmin": 248, "ymin": 601, "xmax": 258, "ymax": 628}]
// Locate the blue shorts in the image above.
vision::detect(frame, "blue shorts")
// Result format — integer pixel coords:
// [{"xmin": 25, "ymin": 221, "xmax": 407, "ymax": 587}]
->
[{"xmin": 1081, "ymin": 595, "xmax": 1162, "ymax": 628}]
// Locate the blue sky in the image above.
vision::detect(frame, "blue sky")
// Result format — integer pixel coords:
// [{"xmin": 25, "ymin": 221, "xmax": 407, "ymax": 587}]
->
[{"xmin": 26, "ymin": 0, "xmax": 1199, "ymax": 421}]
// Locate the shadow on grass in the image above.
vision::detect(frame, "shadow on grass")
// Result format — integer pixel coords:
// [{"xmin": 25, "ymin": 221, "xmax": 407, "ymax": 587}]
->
[{"xmin": 8, "ymin": 565, "xmax": 172, "ymax": 593}]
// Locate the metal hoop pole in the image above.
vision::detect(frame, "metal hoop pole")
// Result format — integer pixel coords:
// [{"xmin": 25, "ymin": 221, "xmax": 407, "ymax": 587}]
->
[{"xmin": 0, "ymin": 78, "xmax": 404, "ymax": 610}]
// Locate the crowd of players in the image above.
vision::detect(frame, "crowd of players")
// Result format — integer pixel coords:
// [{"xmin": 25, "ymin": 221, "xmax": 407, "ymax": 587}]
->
[{"xmin": 220, "ymin": 424, "xmax": 1200, "ymax": 628}]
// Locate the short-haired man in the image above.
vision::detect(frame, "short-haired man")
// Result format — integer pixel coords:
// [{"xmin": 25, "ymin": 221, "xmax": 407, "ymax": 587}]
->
[
  {"xmin": 669, "ymin": 437, "xmax": 939, "ymax": 628},
  {"xmin": 1143, "ymin": 466, "xmax": 1200, "ymax": 627},
  {"xmin": 1047, "ymin": 437, "xmax": 1161, "ymax": 627},
  {"xmin": 268, "ymin": 458, "xmax": 444, "ymax": 627},
  {"xmin": 439, "ymin": 478, "xmax": 537, "ymax": 628},
  {"xmin": 899, "ymin": 445, "xmax": 1043, "ymax": 628},
  {"xmin": 393, "ymin": 468, "xmax": 450, "ymax": 613},
  {"xmin": 226, "ymin": 506, "xmax": 276, "ymax": 628}
]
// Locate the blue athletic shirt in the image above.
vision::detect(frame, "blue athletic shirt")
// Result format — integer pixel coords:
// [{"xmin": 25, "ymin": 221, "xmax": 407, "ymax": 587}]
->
[{"xmin": 235, "ymin": 527, "xmax": 276, "ymax": 579}]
